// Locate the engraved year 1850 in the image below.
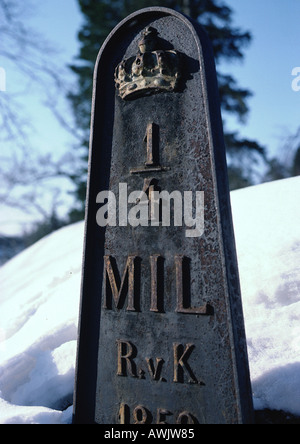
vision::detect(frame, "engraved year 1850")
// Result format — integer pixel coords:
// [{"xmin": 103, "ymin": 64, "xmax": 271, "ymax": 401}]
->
[{"xmin": 119, "ymin": 403, "xmax": 198, "ymax": 424}]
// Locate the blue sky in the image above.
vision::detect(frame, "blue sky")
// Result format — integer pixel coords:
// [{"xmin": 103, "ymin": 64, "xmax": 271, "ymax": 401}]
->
[
  {"xmin": 19, "ymin": 0, "xmax": 300, "ymax": 157},
  {"xmin": 1, "ymin": 0, "xmax": 300, "ymax": 235},
  {"xmin": 224, "ymin": 0, "xmax": 300, "ymax": 158},
  {"xmin": 27, "ymin": 0, "xmax": 300, "ymax": 156},
  {"xmin": 7, "ymin": 0, "xmax": 300, "ymax": 158}
]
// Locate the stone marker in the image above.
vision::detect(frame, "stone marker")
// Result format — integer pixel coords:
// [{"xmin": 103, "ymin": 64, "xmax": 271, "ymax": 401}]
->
[{"xmin": 73, "ymin": 7, "xmax": 254, "ymax": 424}]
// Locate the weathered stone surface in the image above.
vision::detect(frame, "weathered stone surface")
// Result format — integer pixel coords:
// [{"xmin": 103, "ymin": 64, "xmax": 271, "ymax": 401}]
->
[{"xmin": 73, "ymin": 7, "xmax": 253, "ymax": 424}]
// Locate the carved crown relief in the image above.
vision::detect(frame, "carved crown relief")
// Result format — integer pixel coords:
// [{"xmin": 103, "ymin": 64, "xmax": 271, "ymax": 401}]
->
[{"xmin": 114, "ymin": 27, "xmax": 181, "ymax": 100}]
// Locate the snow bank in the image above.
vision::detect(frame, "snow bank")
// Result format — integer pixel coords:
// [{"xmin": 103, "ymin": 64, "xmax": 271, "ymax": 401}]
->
[
  {"xmin": 231, "ymin": 177, "xmax": 300, "ymax": 415},
  {"xmin": 0, "ymin": 177, "xmax": 299, "ymax": 423},
  {"xmin": 0, "ymin": 222, "xmax": 84, "ymax": 424}
]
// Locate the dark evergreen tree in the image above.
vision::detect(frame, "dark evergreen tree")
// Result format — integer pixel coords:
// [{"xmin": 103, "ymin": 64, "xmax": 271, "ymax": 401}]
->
[
  {"xmin": 292, "ymin": 147, "xmax": 300, "ymax": 176},
  {"xmin": 262, "ymin": 128, "xmax": 300, "ymax": 184},
  {"xmin": 68, "ymin": 0, "xmax": 265, "ymax": 220}
]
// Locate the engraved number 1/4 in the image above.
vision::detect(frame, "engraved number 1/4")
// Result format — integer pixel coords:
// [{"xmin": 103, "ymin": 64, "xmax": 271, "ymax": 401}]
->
[
  {"xmin": 130, "ymin": 122, "xmax": 167, "ymax": 174},
  {"xmin": 144, "ymin": 122, "xmax": 159, "ymax": 166}
]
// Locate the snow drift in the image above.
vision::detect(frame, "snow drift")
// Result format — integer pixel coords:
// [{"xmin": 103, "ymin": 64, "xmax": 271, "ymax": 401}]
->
[{"xmin": 0, "ymin": 177, "xmax": 299, "ymax": 424}]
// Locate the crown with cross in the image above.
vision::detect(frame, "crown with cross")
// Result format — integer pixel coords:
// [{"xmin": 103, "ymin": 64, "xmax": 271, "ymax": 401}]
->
[{"xmin": 114, "ymin": 27, "xmax": 181, "ymax": 100}]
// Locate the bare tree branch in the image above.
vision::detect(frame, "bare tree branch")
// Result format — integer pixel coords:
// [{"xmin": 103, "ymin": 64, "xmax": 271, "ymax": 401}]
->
[{"xmin": 0, "ymin": 0, "xmax": 80, "ymax": 226}]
